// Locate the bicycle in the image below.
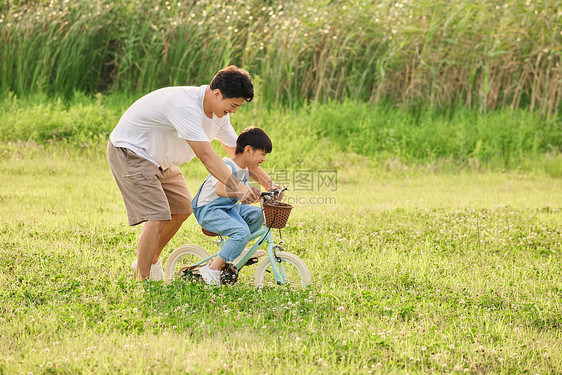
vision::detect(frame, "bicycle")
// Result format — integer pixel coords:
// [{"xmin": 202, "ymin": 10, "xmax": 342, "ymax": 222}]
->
[{"xmin": 164, "ymin": 190, "xmax": 312, "ymax": 288}]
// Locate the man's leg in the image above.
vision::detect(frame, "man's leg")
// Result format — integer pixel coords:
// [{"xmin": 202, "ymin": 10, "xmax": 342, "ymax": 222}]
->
[
  {"xmin": 108, "ymin": 143, "xmax": 174, "ymax": 279},
  {"xmin": 155, "ymin": 165, "xmax": 193, "ymax": 264},
  {"xmin": 152, "ymin": 213, "xmax": 190, "ymax": 263},
  {"xmin": 136, "ymin": 220, "xmax": 166, "ymax": 280}
]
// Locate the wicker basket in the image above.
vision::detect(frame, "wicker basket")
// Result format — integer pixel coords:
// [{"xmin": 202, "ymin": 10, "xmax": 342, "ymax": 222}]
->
[{"xmin": 263, "ymin": 201, "xmax": 293, "ymax": 228}]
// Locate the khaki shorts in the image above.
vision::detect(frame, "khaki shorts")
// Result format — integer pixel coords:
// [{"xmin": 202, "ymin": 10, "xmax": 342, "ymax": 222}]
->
[{"xmin": 107, "ymin": 142, "xmax": 192, "ymax": 226}]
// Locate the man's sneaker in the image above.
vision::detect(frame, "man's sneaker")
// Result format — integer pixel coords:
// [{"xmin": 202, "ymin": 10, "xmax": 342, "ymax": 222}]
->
[
  {"xmin": 150, "ymin": 259, "xmax": 164, "ymax": 281},
  {"xmin": 131, "ymin": 259, "xmax": 164, "ymax": 281},
  {"xmin": 198, "ymin": 264, "xmax": 221, "ymax": 286}
]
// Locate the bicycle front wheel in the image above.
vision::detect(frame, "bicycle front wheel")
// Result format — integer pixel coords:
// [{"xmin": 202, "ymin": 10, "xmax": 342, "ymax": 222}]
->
[
  {"xmin": 164, "ymin": 244, "xmax": 210, "ymax": 281},
  {"xmin": 254, "ymin": 251, "xmax": 311, "ymax": 288}
]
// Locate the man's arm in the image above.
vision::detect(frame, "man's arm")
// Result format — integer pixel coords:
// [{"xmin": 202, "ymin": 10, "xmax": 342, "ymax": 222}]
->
[
  {"xmin": 248, "ymin": 166, "xmax": 275, "ymax": 190},
  {"xmin": 221, "ymin": 143, "xmax": 236, "ymax": 158},
  {"xmin": 187, "ymin": 140, "xmax": 258, "ymax": 203},
  {"xmin": 216, "ymin": 181, "xmax": 261, "ymax": 199}
]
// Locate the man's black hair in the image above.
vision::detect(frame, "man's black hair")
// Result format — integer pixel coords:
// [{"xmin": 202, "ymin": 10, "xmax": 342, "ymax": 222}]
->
[
  {"xmin": 210, "ymin": 65, "xmax": 254, "ymax": 102},
  {"xmin": 235, "ymin": 127, "xmax": 272, "ymax": 155}
]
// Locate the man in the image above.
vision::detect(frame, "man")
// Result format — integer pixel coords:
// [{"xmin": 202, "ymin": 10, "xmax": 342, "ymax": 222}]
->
[{"xmin": 107, "ymin": 66, "xmax": 276, "ymax": 280}]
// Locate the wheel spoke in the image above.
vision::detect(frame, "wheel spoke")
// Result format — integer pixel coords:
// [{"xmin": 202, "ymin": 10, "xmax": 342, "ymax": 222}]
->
[
  {"xmin": 164, "ymin": 245, "xmax": 210, "ymax": 281},
  {"xmin": 254, "ymin": 252, "xmax": 311, "ymax": 288}
]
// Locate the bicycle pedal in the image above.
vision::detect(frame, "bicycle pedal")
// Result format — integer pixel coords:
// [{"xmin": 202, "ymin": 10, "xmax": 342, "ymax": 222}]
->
[
  {"xmin": 179, "ymin": 265, "xmax": 203, "ymax": 282},
  {"xmin": 220, "ymin": 263, "xmax": 239, "ymax": 286},
  {"xmin": 244, "ymin": 257, "xmax": 259, "ymax": 266}
]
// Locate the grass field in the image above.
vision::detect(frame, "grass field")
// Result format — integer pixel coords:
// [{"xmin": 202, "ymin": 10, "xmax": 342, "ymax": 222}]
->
[{"xmin": 0, "ymin": 139, "xmax": 561, "ymax": 374}]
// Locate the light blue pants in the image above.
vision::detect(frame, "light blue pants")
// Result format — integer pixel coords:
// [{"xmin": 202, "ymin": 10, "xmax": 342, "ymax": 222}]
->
[{"xmin": 193, "ymin": 201, "xmax": 264, "ymax": 262}]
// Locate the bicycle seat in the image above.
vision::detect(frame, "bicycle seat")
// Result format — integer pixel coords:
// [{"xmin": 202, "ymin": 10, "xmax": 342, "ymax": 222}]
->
[{"xmin": 201, "ymin": 228, "xmax": 220, "ymax": 237}]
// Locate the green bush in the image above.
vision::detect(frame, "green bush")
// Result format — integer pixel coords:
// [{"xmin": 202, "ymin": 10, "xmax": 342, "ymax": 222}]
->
[{"xmin": 1, "ymin": 94, "xmax": 560, "ymax": 174}]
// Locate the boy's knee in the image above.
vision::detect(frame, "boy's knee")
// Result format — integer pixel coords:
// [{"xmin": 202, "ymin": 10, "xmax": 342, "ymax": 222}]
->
[
  {"xmin": 246, "ymin": 208, "xmax": 264, "ymax": 224},
  {"xmin": 249, "ymin": 211, "xmax": 264, "ymax": 231},
  {"xmin": 255, "ymin": 215, "xmax": 264, "ymax": 227}
]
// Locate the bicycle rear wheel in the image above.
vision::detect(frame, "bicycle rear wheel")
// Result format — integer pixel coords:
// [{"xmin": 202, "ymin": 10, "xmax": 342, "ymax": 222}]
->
[
  {"xmin": 253, "ymin": 251, "xmax": 311, "ymax": 288},
  {"xmin": 164, "ymin": 244, "xmax": 210, "ymax": 281}
]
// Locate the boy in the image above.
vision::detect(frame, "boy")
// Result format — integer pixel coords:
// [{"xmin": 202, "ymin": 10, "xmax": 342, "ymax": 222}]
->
[{"xmin": 191, "ymin": 127, "xmax": 273, "ymax": 285}]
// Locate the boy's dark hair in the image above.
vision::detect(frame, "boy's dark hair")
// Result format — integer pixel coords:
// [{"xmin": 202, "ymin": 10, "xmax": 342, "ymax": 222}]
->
[
  {"xmin": 235, "ymin": 127, "xmax": 272, "ymax": 155},
  {"xmin": 210, "ymin": 65, "xmax": 254, "ymax": 102}
]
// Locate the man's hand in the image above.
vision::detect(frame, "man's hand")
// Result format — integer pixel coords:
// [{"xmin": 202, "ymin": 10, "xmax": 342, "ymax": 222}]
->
[
  {"xmin": 268, "ymin": 183, "xmax": 285, "ymax": 200},
  {"xmin": 268, "ymin": 182, "xmax": 283, "ymax": 192}
]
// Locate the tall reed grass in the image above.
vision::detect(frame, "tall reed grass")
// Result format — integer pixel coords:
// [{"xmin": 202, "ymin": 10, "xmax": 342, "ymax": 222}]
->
[{"xmin": 1, "ymin": 0, "xmax": 560, "ymax": 118}]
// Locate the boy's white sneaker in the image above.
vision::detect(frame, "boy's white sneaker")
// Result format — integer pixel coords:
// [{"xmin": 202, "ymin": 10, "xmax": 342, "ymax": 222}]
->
[
  {"xmin": 131, "ymin": 259, "xmax": 164, "ymax": 281},
  {"xmin": 198, "ymin": 264, "xmax": 221, "ymax": 286}
]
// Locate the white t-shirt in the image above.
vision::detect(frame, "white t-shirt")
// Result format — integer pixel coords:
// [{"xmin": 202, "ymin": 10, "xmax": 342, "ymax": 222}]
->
[
  {"xmin": 195, "ymin": 157, "xmax": 248, "ymax": 207},
  {"xmin": 109, "ymin": 85, "xmax": 238, "ymax": 169}
]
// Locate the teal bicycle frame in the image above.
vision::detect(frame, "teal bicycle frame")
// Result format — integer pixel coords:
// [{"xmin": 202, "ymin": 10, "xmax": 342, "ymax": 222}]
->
[{"xmin": 192, "ymin": 226, "xmax": 289, "ymax": 284}]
